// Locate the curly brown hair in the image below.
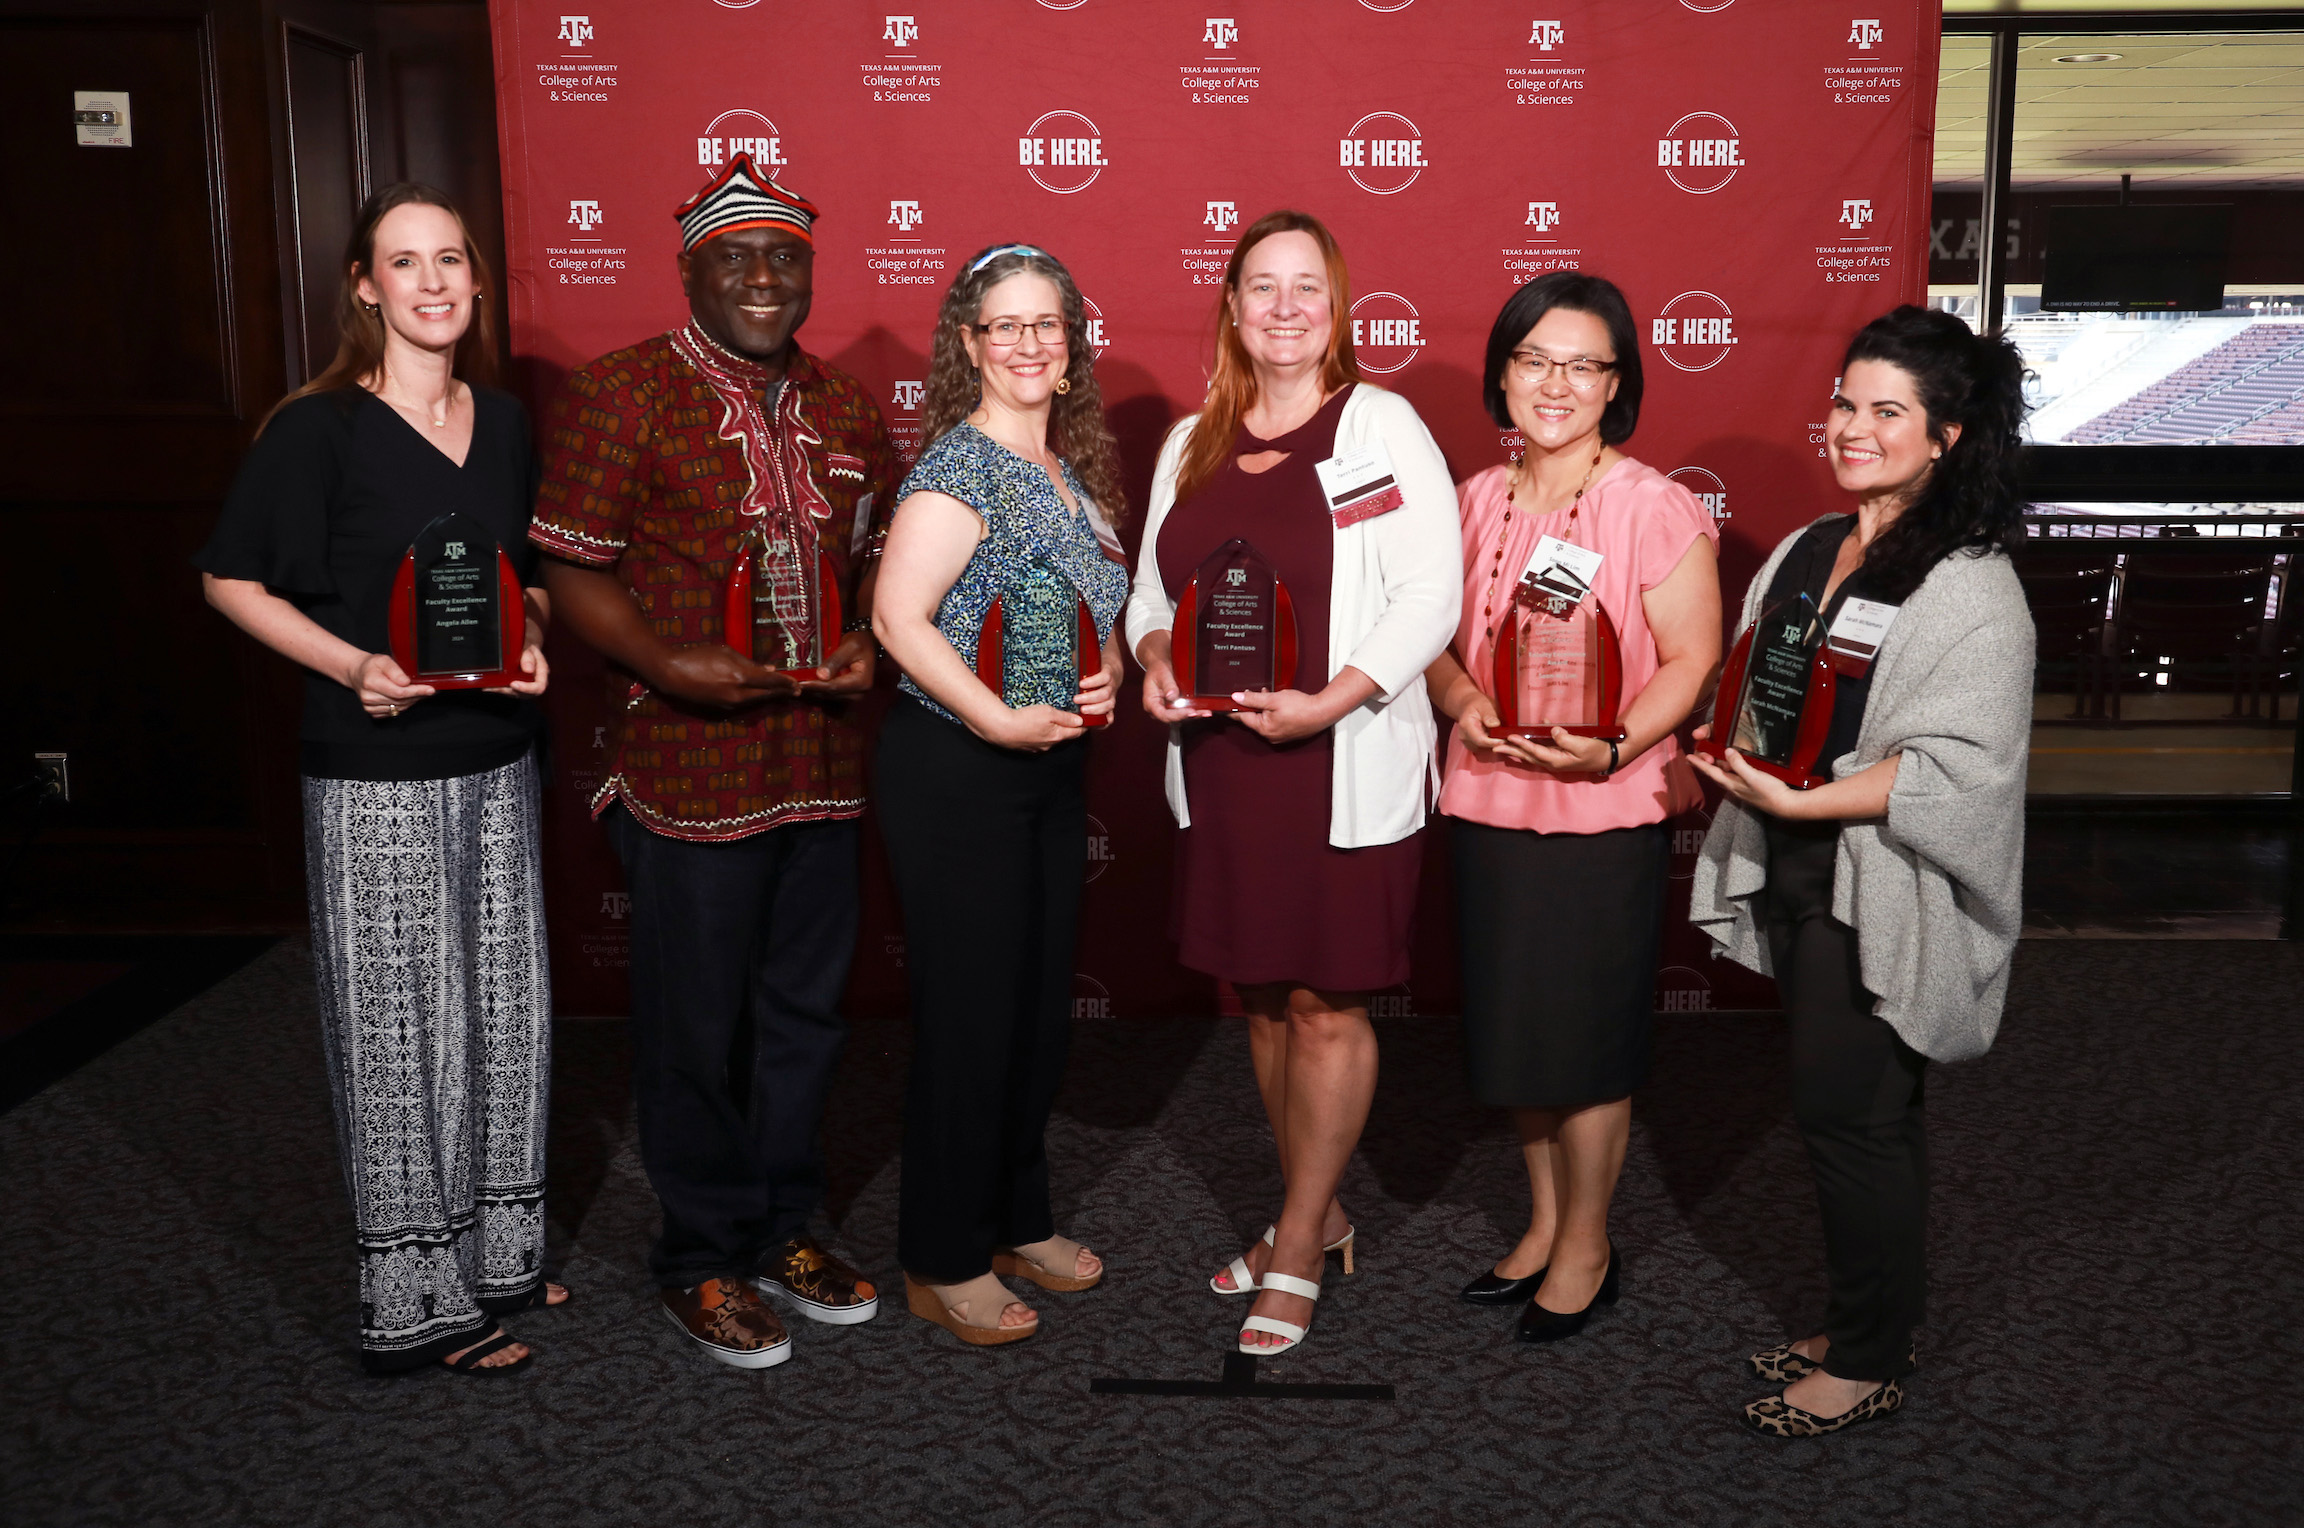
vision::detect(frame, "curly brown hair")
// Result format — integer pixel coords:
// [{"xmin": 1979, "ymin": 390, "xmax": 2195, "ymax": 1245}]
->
[{"xmin": 919, "ymin": 243, "xmax": 1127, "ymax": 525}]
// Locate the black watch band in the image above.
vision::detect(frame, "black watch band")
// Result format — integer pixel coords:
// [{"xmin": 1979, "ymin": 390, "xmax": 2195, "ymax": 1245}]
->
[{"xmin": 1604, "ymin": 738, "xmax": 1620, "ymax": 779}]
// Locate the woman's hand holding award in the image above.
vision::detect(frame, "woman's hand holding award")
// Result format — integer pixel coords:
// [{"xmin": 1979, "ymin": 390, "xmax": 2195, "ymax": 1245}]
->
[
  {"xmin": 1489, "ymin": 534, "xmax": 1627, "ymax": 743},
  {"xmin": 1695, "ymin": 593, "xmax": 1838, "ymax": 789},
  {"xmin": 386, "ymin": 511, "xmax": 527, "ymax": 690},
  {"xmin": 975, "ymin": 563, "xmax": 1109, "ymax": 728},
  {"xmin": 1169, "ymin": 538, "xmax": 1299, "ymax": 712}
]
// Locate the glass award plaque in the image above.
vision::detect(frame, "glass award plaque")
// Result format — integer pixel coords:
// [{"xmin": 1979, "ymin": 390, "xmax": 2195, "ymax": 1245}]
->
[
  {"xmin": 1170, "ymin": 538, "xmax": 1299, "ymax": 712},
  {"xmin": 975, "ymin": 564, "xmax": 1108, "ymax": 728},
  {"xmin": 386, "ymin": 512, "xmax": 526, "ymax": 690},
  {"xmin": 1697, "ymin": 593, "xmax": 1839, "ymax": 789},
  {"xmin": 723, "ymin": 528, "xmax": 842, "ymax": 681},
  {"xmin": 1488, "ymin": 575, "xmax": 1627, "ymax": 743}
]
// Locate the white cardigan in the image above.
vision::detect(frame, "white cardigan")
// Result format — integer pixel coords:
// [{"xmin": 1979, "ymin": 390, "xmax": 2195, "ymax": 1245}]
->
[{"xmin": 1125, "ymin": 383, "xmax": 1463, "ymax": 849}]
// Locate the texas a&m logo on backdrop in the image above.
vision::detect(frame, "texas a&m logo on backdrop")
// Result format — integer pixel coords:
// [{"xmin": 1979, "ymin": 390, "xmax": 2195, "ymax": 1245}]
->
[
  {"xmin": 1350, "ymin": 291, "xmax": 1423, "ymax": 375},
  {"xmin": 1020, "ymin": 111, "xmax": 1107, "ymax": 194},
  {"xmin": 1340, "ymin": 112, "xmax": 1426, "ymax": 196},
  {"xmin": 557, "ymin": 15, "xmax": 592, "ymax": 45},
  {"xmin": 1657, "ymin": 113, "xmax": 1743, "ymax": 195}
]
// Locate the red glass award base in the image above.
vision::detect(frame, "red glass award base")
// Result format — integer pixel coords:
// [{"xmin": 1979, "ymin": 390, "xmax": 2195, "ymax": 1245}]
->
[
  {"xmin": 725, "ymin": 541, "xmax": 843, "ymax": 681},
  {"xmin": 977, "ymin": 592, "xmax": 1108, "ymax": 727},
  {"xmin": 1696, "ymin": 608, "xmax": 1839, "ymax": 790},
  {"xmin": 1488, "ymin": 585, "xmax": 1627, "ymax": 742},
  {"xmin": 386, "ymin": 534, "xmax": 527, "ymax": 691},
  {"xmin": 1171, "ymin": 539, "xmax": 1299, "ymax": 711}
]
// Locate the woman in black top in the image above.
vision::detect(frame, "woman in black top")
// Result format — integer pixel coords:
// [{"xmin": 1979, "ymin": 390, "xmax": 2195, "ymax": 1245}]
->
[{"xmin": 197, "ymin": 185, "xmax": 563, "ymax": 1375}]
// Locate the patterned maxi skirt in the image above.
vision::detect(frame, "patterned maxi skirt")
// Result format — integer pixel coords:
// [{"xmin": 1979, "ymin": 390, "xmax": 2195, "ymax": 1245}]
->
[{"xmin": 302, "ymin": 753, "xmax": 552, "ymax": 1372}]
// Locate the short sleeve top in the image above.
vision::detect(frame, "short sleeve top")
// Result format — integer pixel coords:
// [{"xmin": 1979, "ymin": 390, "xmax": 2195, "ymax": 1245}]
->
[
  {"xmin": 1438, "ymin": 457, "xmax": 1717, "ymax": 833},
  {"xmin": 895, "ymin": 421, "xmax": 1130, "ymax": 724},
  {"xmin": 194, "ymin": 387, "xmax": 543, "ymax": 782}
]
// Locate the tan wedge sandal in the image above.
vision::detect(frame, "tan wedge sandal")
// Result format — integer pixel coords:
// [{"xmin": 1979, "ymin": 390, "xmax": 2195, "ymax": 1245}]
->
[
  {"xmin": 992, "ymin": 1236, "xmax": 1104, "ymax": 1293},
  {"xmin": 904, "ymin": 1273, "xmax": 1039, "ymax": 1347}
]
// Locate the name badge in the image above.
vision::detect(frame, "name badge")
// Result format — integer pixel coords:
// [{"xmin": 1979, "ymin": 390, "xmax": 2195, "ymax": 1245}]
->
[
  {"xmin": 1523, "ymin": 534, "xmax": 1604, "ymax": 604},
  {"xmin": 1825, "ymin": 596, "xmax": 1899, "ymax": 674},
  {"xmin": 1315, "ymin": 442, "xmax": 1404, "ymax": 528}
]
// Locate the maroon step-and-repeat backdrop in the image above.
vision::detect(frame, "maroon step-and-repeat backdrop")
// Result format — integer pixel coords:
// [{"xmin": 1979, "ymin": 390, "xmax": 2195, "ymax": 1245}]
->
[{"xmin": 487, "ymin": 0, "xmax": 1937, "ymax": 1019}]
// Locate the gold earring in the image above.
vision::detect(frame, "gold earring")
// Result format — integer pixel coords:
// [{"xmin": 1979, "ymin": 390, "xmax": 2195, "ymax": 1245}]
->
[{"xmin": 1054, "ymin": 377, "xmax": 1071, "ymax": 396}]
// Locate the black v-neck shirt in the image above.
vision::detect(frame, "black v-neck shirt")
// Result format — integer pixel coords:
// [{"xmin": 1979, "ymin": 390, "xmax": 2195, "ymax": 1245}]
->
[
  {"xmin": 1760, "ymin": 513, "xmax": 1892, "ymax": 772},
  {"xmin": 196, "ymin": 387, "xmax": 544, "ymax": 781}
]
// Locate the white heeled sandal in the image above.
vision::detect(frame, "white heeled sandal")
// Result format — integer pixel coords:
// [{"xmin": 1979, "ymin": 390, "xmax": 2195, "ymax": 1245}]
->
[
  {"xmin": 1209, "ymin": 1224, "xmax": 1357, "ymax": 1296},
  {"xmin": 1237, "ymin": 1272, "xmax": 1322, "ymax": 1356}
]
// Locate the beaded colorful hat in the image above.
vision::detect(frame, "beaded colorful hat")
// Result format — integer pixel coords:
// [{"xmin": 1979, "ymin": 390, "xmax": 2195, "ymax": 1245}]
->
[{"xmin": 674, "ymin": 154, "xmax": 819, "ymax": 252}]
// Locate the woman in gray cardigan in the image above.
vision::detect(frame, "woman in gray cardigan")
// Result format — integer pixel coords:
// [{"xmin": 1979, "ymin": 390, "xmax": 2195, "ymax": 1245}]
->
[{"xmin": 1689, "ymin": 307, "xmax": 2034, "ymax": 1437}]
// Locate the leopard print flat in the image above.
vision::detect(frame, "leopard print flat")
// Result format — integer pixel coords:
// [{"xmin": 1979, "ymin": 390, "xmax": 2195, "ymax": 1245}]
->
[
  {"xmin": 1748, "ymin": 1342, "xmax": 1825, "ymax": 1382},
  {"xmin": 1742, "ymin": 1378, "xmax": 1903, "ymax": 1437},
  {"xmin": 1747, "ymin": 1339, "xmax": 1916, "ymax": 1383}
]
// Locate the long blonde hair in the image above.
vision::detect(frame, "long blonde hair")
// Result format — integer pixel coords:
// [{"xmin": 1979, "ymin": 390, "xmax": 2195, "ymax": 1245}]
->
[
  {"xmin": 259, "ymin": 183, "xmax": 499, "ymax": 433},
  {"xmin": 919, "ymin": 243, "xmax": 1127, "ymax": 524},
  {"xmin": 1173, "ymin": 210, "xmax": 1361, "ymax": 507}
]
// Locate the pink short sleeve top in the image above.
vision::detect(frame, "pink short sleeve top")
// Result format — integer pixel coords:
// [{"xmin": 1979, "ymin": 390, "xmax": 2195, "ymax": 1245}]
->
[{"xmin": 1438, "ymin": 457, "xmax": 1719, "ymax": 835}]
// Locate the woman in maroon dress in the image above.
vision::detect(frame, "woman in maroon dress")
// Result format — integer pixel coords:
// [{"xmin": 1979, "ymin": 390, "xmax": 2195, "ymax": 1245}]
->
[{"xmin": 1125, "ymin": 211, "xmax": 1461, "ymax": 1357}]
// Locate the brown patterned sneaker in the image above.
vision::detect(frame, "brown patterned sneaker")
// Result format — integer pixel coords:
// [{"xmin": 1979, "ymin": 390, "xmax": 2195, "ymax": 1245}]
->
[
  {"xmin": 1742, "ymin": 1378, "xmax": 1903, "ymax": 1437},
  {"xmin": 754, "ymin": 1234, "xmax": 881, "ymax": 1326},
  {"xmin": 661, "ymin": 1278, "xmax": 793, "ymax": 1369}
]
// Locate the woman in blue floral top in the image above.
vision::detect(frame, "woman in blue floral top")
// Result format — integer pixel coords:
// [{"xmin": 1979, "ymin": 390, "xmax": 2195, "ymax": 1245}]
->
[{"xmin": 872, "ymin": 244, "xmax": 1128, "ymax": 1347}]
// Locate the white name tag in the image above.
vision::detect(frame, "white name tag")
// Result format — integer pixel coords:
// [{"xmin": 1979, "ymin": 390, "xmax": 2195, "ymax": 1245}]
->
[
  {"xmin": 1314, "ymin": 441, "xmax": 1404, "ymax": 528},
  {"xmin": 1827, "ymin": 597, "xmax": 1899, "ymax": 662},
  {"xmin": 1523, "ymin": 534, "xmax": 1604, "ymax": 602}
]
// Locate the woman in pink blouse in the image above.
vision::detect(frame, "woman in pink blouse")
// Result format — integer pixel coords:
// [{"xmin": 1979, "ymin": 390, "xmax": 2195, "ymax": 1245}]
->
[{"xmin": 1424, "ymin": 272, "xmax": 1721, "ymax": 1345}]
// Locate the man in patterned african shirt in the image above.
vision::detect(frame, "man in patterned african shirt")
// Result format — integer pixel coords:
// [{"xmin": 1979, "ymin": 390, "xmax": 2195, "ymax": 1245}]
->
[{"xmin": 533, "ymin": 155, "xmax": 896, "ymax": 1370}]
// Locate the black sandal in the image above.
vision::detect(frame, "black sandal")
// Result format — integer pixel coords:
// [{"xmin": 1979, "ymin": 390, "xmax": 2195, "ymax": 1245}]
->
[
  {"xmin": 443, "ymin": 1330, "xmax": 532, "ymax": 1375},
  {"xmin": 505, "ymin": 1281, "xmax": 571, "ymax": 1312}
]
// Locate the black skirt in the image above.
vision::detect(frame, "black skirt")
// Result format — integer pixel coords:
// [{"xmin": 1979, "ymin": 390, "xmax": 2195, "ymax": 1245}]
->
[{"xmin": 1451, "ymin": 817, "xmax": 1668, "ymax": 1110}]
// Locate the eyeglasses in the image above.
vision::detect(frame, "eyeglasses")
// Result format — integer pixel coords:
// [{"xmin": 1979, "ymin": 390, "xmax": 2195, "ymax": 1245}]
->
[
  {"xmin": 1507, "ymin": 352, "xmax": 1616, "ymax": 391},
  {"xmin": 974, "ymin": 318, "xmax": 1067, "ymax": 347}
]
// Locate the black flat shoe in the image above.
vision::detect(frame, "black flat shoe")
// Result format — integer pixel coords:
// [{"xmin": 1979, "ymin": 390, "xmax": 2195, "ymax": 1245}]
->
[
  {"xmin": 1459, "ymin": 1265, "xmax": 1547, "ymax": 1305},
  {"xmin": 1514, "ymin": 1247, "xmax": 1619, "ymax": 1344}
]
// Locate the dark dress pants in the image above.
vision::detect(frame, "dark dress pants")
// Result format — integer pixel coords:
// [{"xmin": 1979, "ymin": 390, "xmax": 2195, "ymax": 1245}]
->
[
  {"xmin": 875, "ymin": 698, "xmax": 1085, "ymax": 1283},
  {"xmin": 1764, "ymin": 822, "xmax": 1928, "ymax": 1383},
  {"xmin": 607, "ymin": 805, "xmax": 859, "ymax": 1288}
]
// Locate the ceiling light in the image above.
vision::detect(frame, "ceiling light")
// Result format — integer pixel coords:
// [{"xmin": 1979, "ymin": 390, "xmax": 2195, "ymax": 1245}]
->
[{"xmin": 2053, "ymin": 53, "xmax": 2123, "ymax": 64}]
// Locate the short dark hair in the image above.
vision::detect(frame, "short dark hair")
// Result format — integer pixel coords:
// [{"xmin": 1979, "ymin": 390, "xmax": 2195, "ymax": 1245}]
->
[{"xmin": 1480, "ymin": 271, "xmax": 1643, "ymax": 444}]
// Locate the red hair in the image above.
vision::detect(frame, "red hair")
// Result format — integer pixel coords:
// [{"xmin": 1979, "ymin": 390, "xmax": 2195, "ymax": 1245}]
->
[{"xmin": 1173, "ymin": 210, "xmax": 1360, "ymax": 507}]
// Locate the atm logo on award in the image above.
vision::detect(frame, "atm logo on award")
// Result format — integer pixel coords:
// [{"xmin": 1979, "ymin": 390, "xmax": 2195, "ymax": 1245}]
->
[
  {"xmin": 1350, "ymin": 291, "xmax": 1423, "ymax": 375},
  {"xmin": 1341, "ymin": 112, "xmax": 1426, "ymax": 196},
  {"xmin": 1529, "ymin": 19, "xmax": 1564, "ymax": 50},
  {"xmin": 1658, "ymin": 112, "xmax": 1743, "ymax": 195},
  {"xmin": 1849, "ymin": 18, "xmax": 1883, "ymax": 49},
  {"xmin": 889, "ymin": 199, "xmax": 924, "ymax": 230},
  {"xmin": 568, "ymin": 199, "xmax": 603, "ymax": 229},
  {"xmin": 1840, "ymin": 198, "xmax": 1874, "ymax": 231},
  {"xmin": 1020, "ymin": 111, "xmax": 1106, "ymax": 194},
  {"xmin": 1667, "ymin": 465, "xmax": 1730, "ymax": 524},
  {"xmin": 1205, "ymin": 200, "xmax": 1239, "ymax": 232},
  {"xmin": 557, "ymin": 15, "xmax": 593, "ymax": 45},
  {"xmin": 1652, "ymin": 292, "xmax": 1737, "ymax": 373},
  {"xmin": 698, "ymin": 109, "xmax": 787, "ymax": 169},
  {"xmin": 883, "ymin": 15, "xmax": 918, "ymax": 46},
  {"xmin": 1526, "ymin": 200, "xmax": 1560, "ymax": 231},
  {"xmin": 1204, "ymin": 16, "xmax": 1238, "ymax": 48}
]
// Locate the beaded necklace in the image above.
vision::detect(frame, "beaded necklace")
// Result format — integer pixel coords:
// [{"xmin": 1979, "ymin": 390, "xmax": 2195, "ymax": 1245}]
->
[{"xmin": 1480, "ymin": 441, "xmax": 1607, "ymax": 626}]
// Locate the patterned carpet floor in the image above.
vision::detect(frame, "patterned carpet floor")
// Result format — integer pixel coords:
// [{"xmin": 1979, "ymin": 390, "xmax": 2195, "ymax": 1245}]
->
[{"xmin": 2, "ymin": 938, "xmax": 2299, "ymax": 1527}]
